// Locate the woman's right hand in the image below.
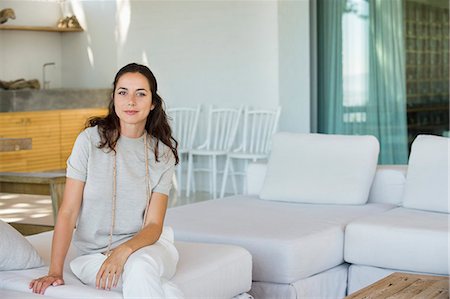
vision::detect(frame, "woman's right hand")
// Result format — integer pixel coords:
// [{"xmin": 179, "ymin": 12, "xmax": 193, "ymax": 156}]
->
[{"xmin": 29, "ymin": 274, "xmax": 64, "ymax": 295}]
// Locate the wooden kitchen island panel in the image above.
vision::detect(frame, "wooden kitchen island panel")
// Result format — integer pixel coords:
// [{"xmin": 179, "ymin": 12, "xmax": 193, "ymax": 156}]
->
[
  {"xmin": 0, "ymin": 108, "xmax": 107, "ymax": 172},
  {"xmin": 59, "ymin": 108, "xmax": 107, "ymax": 169}
]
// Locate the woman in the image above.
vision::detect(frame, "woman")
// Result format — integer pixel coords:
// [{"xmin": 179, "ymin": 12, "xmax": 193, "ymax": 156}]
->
[{"xmin": 29, "ymin": 63, "xmax": 183, "ymax": 298}]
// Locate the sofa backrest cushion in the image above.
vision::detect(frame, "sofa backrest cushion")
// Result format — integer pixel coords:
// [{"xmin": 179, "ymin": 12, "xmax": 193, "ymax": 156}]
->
[
  {"xmin": 248, "ymin": 163, "xmax": 407, "ymax": 206},
  {"xmin": 259, "ymin": 132, "xmax": 379, "ymax": 204},
  {"xmin": 246, "ymin": 163, "xmax": 268, "ymax": 195},
  {"xmin": 402, "ymin": 135, "xmax": 449, "ymax": 213},
  {"xmin": 367, "ymin": 165, "xmax": 407, "ymax": 205}
]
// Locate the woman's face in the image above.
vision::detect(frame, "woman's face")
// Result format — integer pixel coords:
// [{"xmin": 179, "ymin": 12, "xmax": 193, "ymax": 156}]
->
[{"xmin": 114, "ymin": 72, "xmax": 154, "ymax": 131}]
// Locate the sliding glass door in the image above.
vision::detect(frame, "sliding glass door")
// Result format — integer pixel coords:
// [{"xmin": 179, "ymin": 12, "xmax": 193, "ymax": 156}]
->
[{"xmin": 317, "ymin": 0, "xmax": 449, "ymax": 164}]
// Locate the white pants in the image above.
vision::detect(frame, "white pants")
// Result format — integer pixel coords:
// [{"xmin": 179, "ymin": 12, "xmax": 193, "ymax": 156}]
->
[{"xmin": 70, "ymin": 227, "xmax": 184, "ymax": 299}]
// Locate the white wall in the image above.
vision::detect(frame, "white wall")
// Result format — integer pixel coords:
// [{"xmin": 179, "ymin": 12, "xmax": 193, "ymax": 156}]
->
[
  {"xmin": 0, "ymin": 0, "xmax": 62, "ymax": 88},
  {"xmin": 62, "ymin": 0, "xmax": 280, "ymax": 111},
  {"xmin": 1, "ymin": 0, "xmax": 310, "ymax": 133},
  {"xmin": 61, "ymin": 0, "xmax": 117, "ymax": 89},
  {"xmin": 278, "ymin": 0, "xmax": 310, "ymax": 133}
]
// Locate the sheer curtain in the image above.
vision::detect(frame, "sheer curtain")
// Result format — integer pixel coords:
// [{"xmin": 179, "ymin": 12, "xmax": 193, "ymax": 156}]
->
[
  {"xmin": 317, "ymin": 0, "xmax": 346, "ymax": 134},
  {"xmin": 367, "ymin": 0, "xmax": 408, "ymax": 164},
  {"xmin": 318, "ymin": 0, "xmax": 408, "ymax": 164}
]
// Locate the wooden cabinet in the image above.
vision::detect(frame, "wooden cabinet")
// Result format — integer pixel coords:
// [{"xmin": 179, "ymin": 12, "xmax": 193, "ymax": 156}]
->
[
  {"xmin": 0, "ymin": 114, "xmax": 29, "ymax": 170},
  {"xmin": 59, "ymin": 109, "xmax": 106, "ymax": 169},
  {"xmin": 0, "ymin": 108, "xmax": 107, "ymax": 172},
  {"xmin": 25, "ymin": 111, "xmax": 61, "ymax": 171}
]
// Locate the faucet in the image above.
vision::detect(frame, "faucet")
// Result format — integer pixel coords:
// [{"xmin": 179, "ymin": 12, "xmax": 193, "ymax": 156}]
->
[{"xmin": 42, "ymin": 62, "xmax": 56, "ymax": 89}]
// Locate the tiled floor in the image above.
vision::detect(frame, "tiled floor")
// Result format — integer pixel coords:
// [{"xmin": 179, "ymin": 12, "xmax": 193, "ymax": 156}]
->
[
  {"xmin": 0, "ymin": 190, "xmax": 212, "ymax": 228},
  {"xmin": 0, "ymin": 193, "xmax": 53, "ymax": 225}
]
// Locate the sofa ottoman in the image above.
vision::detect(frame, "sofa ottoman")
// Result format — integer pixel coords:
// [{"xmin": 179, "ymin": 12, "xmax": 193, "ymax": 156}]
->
[{"xmin": 0, "ymin": 230, "xmax": 253, "ymax": 298}]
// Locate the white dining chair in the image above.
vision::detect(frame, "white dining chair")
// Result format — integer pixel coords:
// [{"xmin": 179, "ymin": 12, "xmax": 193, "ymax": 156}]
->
[
  {"xmin": 186, "ymin": 105, "xmax": 243, "ymax": 199},
  {"xmin": 167, "ymin": 106, "xmax": 201, "ymax": 196},
  {"xmin": 219, "ymin": 106, "xmax": 281, "ymax": 198}
]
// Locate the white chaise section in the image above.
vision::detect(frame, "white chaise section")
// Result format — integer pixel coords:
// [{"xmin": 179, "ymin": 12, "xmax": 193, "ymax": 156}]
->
[{"xmin": 166, "ymin": 197, "xmax": 394, "ymax": 283}]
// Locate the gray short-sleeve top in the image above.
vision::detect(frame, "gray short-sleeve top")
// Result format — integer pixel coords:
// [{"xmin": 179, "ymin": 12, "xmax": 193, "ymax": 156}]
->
[{"xmin": 66, "ymin": 126, "xmax": 175, "ymax": 255}]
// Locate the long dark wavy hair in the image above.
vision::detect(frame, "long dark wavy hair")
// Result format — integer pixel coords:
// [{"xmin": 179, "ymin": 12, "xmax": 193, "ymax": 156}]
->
[{"xmin": 87, "ymin": 63, "xmax": 179, "ymax": 164}]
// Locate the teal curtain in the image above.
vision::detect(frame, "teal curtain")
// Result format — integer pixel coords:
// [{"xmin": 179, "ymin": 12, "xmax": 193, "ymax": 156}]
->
[
  {"xmin": 367, "ymin": 0, "xmax": 408, "ymax": 164},
  {"xmin": 317, "ymin": 0, "xmax": 408, "ymax": 164},
  {"xmin": 317, "ymin": 0, "xmax": 346, "ymax": 134}
]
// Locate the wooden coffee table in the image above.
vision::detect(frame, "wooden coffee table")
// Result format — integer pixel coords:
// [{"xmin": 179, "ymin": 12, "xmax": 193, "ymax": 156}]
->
[{"xmin": 345, "ymin": 272, "xmax": 449, "ymax": 299}]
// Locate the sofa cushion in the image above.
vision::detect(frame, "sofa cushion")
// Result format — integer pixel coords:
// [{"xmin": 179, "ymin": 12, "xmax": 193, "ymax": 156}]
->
[
  {"xmin": 344, "ymin": 207, "xmax": 449, "ymax": 275},
  {"xmin": 246, "ymin": 163, "xmax": 267, "ymax": 195},
  {"xmin": 259, "ymin": 133, "xmax": 379, "ymax": 205},
  {"xmin": 367, "ymin": 165, "xmax": 407, "ymax": 205},
  {"xmin": 402, "ymin": 135, "xmax": 449, "ymax": 213},
  {"xmin": 166, "ymin": 196, "xmax": 394, "ymax": 283}
]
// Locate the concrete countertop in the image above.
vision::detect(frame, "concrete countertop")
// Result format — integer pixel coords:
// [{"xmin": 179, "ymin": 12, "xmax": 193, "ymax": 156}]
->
[{"xmin": 0, "ymin": 89, "xmax": 111, "ymax": 112}]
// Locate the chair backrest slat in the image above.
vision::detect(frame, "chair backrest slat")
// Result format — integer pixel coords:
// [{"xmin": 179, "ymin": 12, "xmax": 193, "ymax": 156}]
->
[
  {"xmin": 206, "ymin": 106, "xmax": 242, "ymax": 151},
  {"xmin": 237, "ymin": 106, "xmax": 281, "ymax": 155},
  {"xmin": 167, "ymin": 106, "xmax": 201, "ymax": 151}
]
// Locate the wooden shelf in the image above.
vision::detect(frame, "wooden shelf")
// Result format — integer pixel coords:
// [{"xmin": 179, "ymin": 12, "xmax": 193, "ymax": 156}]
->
[
  {"xmin": 407, "ymin": 93, "xmax": 449, "ymax": 98},
  {"xmin": 407, "ymin": 51, "xmax": 450, "ymax": 55},
  {"xmin": 408, "ymin": 123, "xmax": 449, "ymax": 130},
  {"xmin": 407, "ymin": 104, "xmax": 449, "ymax": 113},
  {"xmin": 406, "ymin": 64, "xmax": 449, "ymax": 67},
  {"xmin": 0, "ymin": 25, "xmax": 83, "ymax": 32},
  {"xmin": 407, "ymin": 78, "xmax": 448, "ymax": 82}
]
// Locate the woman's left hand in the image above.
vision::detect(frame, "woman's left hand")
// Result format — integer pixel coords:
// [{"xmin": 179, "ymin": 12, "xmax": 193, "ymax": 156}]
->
[{"xmin": 96, "ymin": 245, "xmax": 132, "ymax": 290}]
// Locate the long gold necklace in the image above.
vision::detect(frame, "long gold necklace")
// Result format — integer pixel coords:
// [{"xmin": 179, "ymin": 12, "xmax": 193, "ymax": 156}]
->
[{"xmin": 106, "ymin": 133, "xmax": 151, "ymax": 256}]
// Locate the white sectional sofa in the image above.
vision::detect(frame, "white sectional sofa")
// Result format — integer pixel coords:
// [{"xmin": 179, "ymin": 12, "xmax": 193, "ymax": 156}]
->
[
  {"xmin": 344, "ymin": 134, "xmax": 449, "ymax": 294},
  {"xmin": 166, "ymin": 133, "xmax": 449, "ymax": 298}
]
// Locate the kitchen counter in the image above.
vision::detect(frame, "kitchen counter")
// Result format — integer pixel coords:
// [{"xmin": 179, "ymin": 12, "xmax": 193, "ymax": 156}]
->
[{"xmin": 0, "ymin": 89, "xmax": 111, "ymax": 112}]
